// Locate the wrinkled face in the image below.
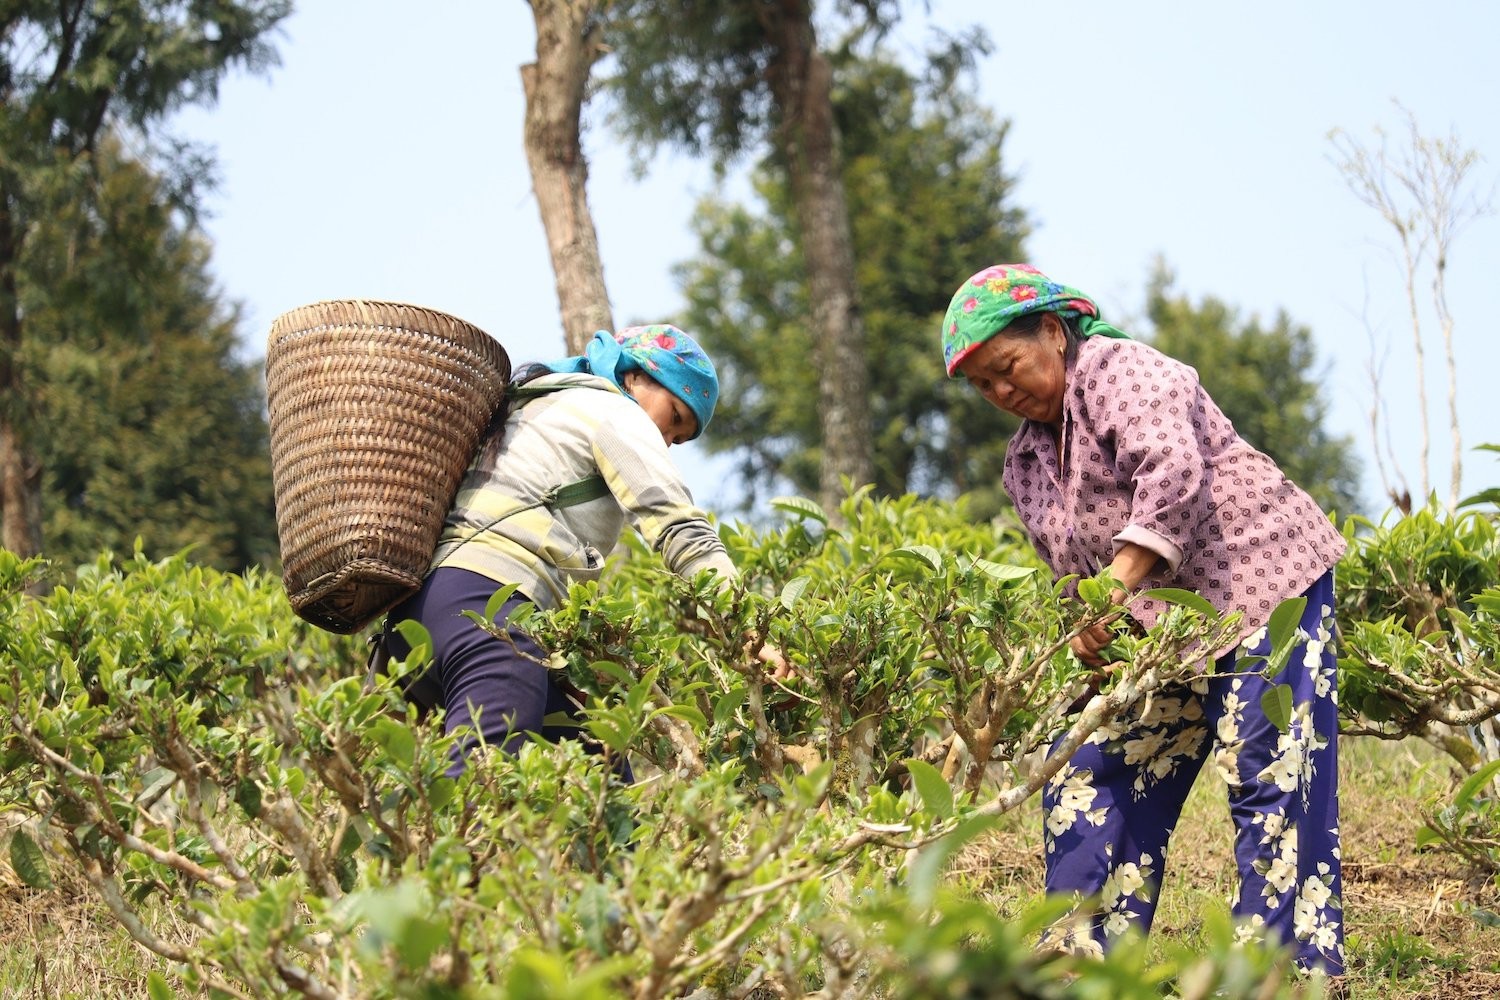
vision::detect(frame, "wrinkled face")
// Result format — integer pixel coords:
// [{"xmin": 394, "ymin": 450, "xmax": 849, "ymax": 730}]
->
[
  {"xmin": 624, "ymin": 370, "xmax": 699, "ymax": 446},
  {"xmin": 954, "ymin": 316, "xmax": 1068, "ymax": 424}
]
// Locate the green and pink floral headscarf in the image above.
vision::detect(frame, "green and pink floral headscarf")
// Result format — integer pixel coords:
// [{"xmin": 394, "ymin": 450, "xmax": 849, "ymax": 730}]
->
[
  {"xmin": 940, "ymin": 263, "xmax": 1128, "ymax": 377},
  {"xmin": 548, "ymin": 324, "xmax": 719, "ymax": 439}
]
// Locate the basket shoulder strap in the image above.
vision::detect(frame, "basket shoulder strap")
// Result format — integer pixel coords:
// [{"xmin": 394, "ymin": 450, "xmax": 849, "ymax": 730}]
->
[
  {"xmin": 502, "ymin": 381, "xmax": 609, "ymax": 508},
  {"xmin": 546, "ymin": 474, "xmax": 610, "ymax": 508},
  {"xmin": 506, "ymin": 382, "xmax": 561, "ymax": 403}
]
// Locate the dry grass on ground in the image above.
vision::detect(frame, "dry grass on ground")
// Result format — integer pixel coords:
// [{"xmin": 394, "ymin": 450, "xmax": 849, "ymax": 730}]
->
[
  {"xmin": 2, "ymin": 739, "xmax": 1498, "ymax": 998},
  {"xmin": 970, "ymin": 735, "xmax": 1500, "ymax": 1000},
  {"xmin": 0, "ymin": 826, "xmax": 161, "ymax": 998}
]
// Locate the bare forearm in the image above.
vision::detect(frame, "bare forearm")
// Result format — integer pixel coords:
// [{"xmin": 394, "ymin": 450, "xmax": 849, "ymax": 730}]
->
[{"xmin": 1107, "ymin": 541, "xmax": 1163, "ymax": 593}]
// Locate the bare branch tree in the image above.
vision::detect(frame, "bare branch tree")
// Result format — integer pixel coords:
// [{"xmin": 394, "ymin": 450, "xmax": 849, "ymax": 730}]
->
[{"xmin": 1330, "ymin": 103, "xmax": 1493, "ymax": 512}]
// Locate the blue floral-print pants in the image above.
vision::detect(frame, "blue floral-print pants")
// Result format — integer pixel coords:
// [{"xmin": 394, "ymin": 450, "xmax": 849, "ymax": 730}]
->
[{"xmin": 1041, "ymin": 571, "xmax": 1343, "ymax": 975}]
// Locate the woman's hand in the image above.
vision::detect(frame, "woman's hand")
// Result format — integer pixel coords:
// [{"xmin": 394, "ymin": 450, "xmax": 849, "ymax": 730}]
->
[
  {"xmin": 747, "ymin": 641, "xmax": 804, "ymax": 713},
  {"xmin": 1071, "ymin": 619, "xmax": 1117, "ymax": 668},
  {"xmin": 1072, "ymin": 542, "xmax": 1167, "ymax": 668},
  {"xmin": 742, "ymin": 633, "xmax": 794, "ymax": 680},
  {"xmin": 757, "ymin": 642, "xmax": 793, "ymax": 682},
  {"xmin": 1071, "ymin": 587, "xmax": 1128, "ymax": 668}
]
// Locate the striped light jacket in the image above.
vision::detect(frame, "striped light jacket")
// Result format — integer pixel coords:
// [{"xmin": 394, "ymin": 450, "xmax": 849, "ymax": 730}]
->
[{"xmin": 429, "ymin": 372, "xmax": 736, "ymax": 608}]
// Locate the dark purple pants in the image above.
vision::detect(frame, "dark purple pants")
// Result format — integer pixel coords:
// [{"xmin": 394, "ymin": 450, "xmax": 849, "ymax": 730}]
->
[
  {"xmin": 1040, "ymin": 570, "xmax": 1342, "ymax": 974},
  {"xmin": 386, "ymin": 567, "xmax": 623, "ymax": 777}
]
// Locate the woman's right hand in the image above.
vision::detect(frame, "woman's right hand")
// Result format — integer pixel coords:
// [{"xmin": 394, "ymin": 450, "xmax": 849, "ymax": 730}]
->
[
  {"xmin": 1070, "ymin": 619, "xmax": 1117, "ymax": 668},
  {"xmin": 1072, "ymin": 585, "xmax": 1129, "ymax": 668}
]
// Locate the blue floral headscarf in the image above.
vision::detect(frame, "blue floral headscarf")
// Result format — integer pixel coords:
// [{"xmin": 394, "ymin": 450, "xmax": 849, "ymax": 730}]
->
[{"xmin": 547, "ymin": 325, "xmax": 719, "ymax": 440}]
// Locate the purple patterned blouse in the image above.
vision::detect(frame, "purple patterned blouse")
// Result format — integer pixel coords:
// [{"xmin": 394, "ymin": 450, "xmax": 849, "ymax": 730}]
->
[{"xmin": 1002, "ymin": 337, "xmax": 1346, "ymax": 652}]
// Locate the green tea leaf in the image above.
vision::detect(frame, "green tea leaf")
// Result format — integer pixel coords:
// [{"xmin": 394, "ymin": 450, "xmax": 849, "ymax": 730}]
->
[
  {"xmin": 886, "ymin": 545, "xmax": 942, "ymax": 572},
  {"xmin": 780, "ymin": 577, "xmax": 811, "ymax": 610},
  {"xmin": 906, "ymin": 759, "xmax": 954, "ymax": 819},
  {"xmin": 1265, "ymin": 597, "xmax": 1308, "ymax": 656},
  {"xmin": 146, "ymin": 971, "xmax": 176, "ymax": 1000},
  {"xmin": 234, "ymin": 777, "xmax": 262, "ymax": 819},
  {"xmin": 713, "ymin": 686, "xmax": 746, "ymax": 727},
  {"xmin": 392, "ymin": 619, "xmax": 433, "ymax": 668},
  {"xmin": 483, "ymin": 582, "xmax": 522, "ymax": 623},
  {"xmin": 1454, "ymin": 759, "xmax": 1500, "ymax": 813},
  {"xmin": 574, "ymin": 882, "xmax": 619, "ymax": 956},
  {"xmin": 972, "ymin": 558, "xmax": 1036, "ymax": 583},
  {"xmin": 659, "ymin": 703, "xmax": 707, "ymax": 727},
  {"xmin": 1463, "ymin": 906, "xmax": 1500, "ymax": 928},
  {"xmin": 1260, "ymin": 684, "xmax": 1294, "ymax": 734},
  {"xmin": 590, "ymin": 660, "xmax": 635, "ymax": 686},
  {"xmin": 909, "ymin": 814, "xmax": 999, "ymax": 909},
  {"xmin": 1458, "ymin": 487, "xmax": 1500, "ymax": 509},
  {"xmin": 770, "ymin": 495, "xmax": 827, "ymax": 524},
  {"xmin": 370, "ymin": 717, "xmax": 416, "ymax": 767},
  {"xmin": 9, "ymin": 828, "xmax": 52, "ymax": 890},
  {"xmin": 1143, "ymin": 587, "xmax": 1218, "ymax": 618}
]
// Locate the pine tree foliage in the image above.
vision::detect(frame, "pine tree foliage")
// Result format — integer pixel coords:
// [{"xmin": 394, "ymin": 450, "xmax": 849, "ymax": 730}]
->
[
  {"xmin": 0, "ymin": 0, "xmax": 290, "ymax": 558},
  {"xmin": 674, "ymin": 49, "xmax": 1029, "ymax": 513},
  {"xmin": 21, "ymin": 141, "xmax": 276, "ymax": 572}
]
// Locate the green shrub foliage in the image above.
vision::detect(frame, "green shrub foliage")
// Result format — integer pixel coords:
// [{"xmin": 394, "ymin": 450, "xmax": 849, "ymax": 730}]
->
[
  {"xmin": 0, "ymin": 495, "xmax": 1321, "ymax": 998},
  {"xmin": 1334, "ymin": 446, "xmax": 1500, "ymax": 877}
]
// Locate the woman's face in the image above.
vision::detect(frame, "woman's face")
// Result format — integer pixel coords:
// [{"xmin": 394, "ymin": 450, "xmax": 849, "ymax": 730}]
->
[
  {"xmin": 624, "ymin": 371, "xmax": 699, "ymax": 446},
  {"xmin": 954, "ymin": 315, "xmax": 1068, "ymax": 424}
]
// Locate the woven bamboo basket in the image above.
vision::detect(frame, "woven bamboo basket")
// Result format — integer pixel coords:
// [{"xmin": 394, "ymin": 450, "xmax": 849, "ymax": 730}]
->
[{"xmin": 265, "ymin": 300, "xmax": 511, "ymax": 633}]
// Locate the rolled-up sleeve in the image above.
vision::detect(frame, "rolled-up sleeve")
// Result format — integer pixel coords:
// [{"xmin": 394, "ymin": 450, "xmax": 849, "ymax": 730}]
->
[
  {"xmin": 1090, "ymin": 351, "xmax": 1214, "ymax": 573},
  {"xmin": 591, "ymin": 411, "xmax": 738, "ymax": 581}
]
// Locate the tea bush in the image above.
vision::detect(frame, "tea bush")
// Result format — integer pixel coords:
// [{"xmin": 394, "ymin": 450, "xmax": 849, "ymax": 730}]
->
[
  {"xmin": 0, "ymin": 494, "xmax": 1319, "ymax": 997},
  {"xmin": 1335, "ymin": 445, "xmax": 1500, "ymax": 875}
]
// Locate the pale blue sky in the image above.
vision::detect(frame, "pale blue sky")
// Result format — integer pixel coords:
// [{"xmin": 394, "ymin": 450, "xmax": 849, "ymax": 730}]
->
[{"xmin": 174, "ymin": 1, "xmax": 1500, "ymax": 516}]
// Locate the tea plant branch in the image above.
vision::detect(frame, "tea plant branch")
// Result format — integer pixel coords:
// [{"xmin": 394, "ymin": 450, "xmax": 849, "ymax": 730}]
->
[
  {"xmin": 647, "ymin": 680, "xmax": 707, "ymax": 778},
  {"xmin": 75, "ymin": 851, "xmax": 195, "ymax": 962},
  {"xmin": 307, "ymin": 721, "xmax": 371, "ymax": 815},
  {"xmin": 744, "ymin": 672, "xmax": 786, "ymax": 775},
  {"xmin": 10, "ymin": 713, "xmax": 240, "ymax": 890},
  {"xmin": 176, "ymin": 910, "xmax": 265, "ymax": 999},
  {"xmin": 159, "ymin": 730, "xmax": 253, "ymax": 888},
  {"xmin": 257, "ymin": 792, "xmax": 342, "ymax": 898},
  {"xmin": 632, "ymin": 790, "xmax": 817, "ymax": 998},
  {"xmin": 666, "ymin": 890, "xmax": 782, "ymax": 994},
  {"xmin": 496, "ymin": 823, "xmax": 564, "ymax": 952},
  {"xmin": 978, "ymin": 609, "xmax": 1244, "ymax": 818}
]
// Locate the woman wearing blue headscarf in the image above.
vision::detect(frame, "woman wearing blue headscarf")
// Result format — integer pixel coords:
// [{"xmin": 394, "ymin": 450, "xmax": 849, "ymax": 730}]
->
[{"xmin": 387, "ymin": 324, "xmax": 759, "ymax": 774}]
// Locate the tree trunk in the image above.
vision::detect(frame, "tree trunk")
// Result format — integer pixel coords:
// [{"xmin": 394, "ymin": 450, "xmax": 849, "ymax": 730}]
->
[
  {"xmin": 761, "ymin": 1, "xmax": 873, "ymax": 515},
  {"xmin": 0, "ymin": 182, "xmax": 43, "ymax": 559},
  {"xmin": 522, "ymin": 0, "xmax": 614, "ymax": 355}
]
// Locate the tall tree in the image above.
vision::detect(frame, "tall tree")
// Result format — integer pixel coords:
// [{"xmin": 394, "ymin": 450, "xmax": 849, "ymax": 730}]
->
[
  {"xmin": 25, "ymin": 140, "xmax": 275, "ymax": 572},
  {"xmin": 0, "ymin": 0, "xmax": 288, "ymax": 558},
  {"xmin": 523, "ymin": 0, "xmax": 614, "ymax": 353},
  {"xmin": 674, "ymin": 48, "xmax": 1029, "ymax": 514},
  {"xmin": 1145, "ymin": 264, "xmax": 1363, "ymax": 517},
  {"xmin": 606, "ymin": 0, "xmax": 889, "ymax": 512}
]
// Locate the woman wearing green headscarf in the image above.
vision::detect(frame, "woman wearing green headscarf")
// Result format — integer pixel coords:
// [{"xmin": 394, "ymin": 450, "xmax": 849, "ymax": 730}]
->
[{"xmin": 941, "ymin": 264, "xmax": 1347, "ymax": 977}]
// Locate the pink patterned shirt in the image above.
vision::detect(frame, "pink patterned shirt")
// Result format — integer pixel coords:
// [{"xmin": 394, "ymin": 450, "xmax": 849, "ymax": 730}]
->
[{"xmin": 1002, "ymin": 337, "xmax": 1346, "ymax": 651}]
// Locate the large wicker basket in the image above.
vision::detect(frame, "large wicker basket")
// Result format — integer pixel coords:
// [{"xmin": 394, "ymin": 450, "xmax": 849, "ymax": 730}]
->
[{"xmin": 265, "ymin": 300, "xmax": 511, "ymax": 633}]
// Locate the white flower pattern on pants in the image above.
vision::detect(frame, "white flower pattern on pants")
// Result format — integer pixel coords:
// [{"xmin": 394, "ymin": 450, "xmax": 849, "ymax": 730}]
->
[{"xmin": 1041, "ymin": 572, "xmax": 1343, "ymax": 975}]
